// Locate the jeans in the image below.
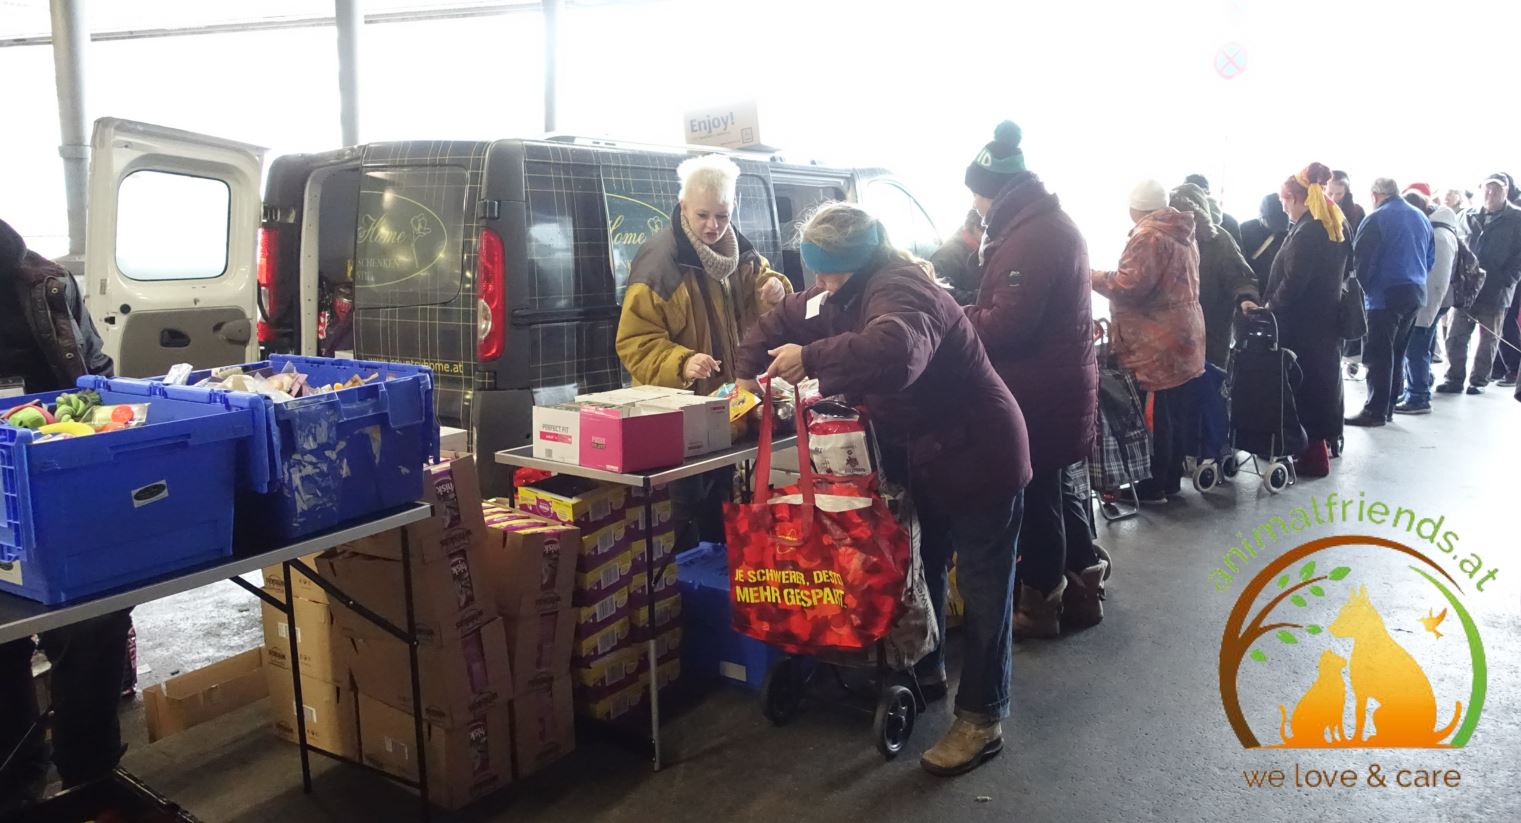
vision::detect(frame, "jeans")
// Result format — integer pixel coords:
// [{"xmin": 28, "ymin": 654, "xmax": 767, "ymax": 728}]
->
[
  {"xmin": 1445, "ymin": 304, "xmax": 1507, "ymax": 387},
  {"xmin": 916, "ymin": 490, "xmax": 1023, "ymax": 723},
  {"xmin": 1402, "ymin": 324, "xmax": 1440, "ymax": 405},
  {"xmin": 1137, "ymin": 385, "xmax": 1196, "ymax": 498},
  {"xmin": 1494, "ymin": 293, "xmax": 1521, "ymax": 379},
  {"xmin": 1016, "ymin": 463, "xmax": 1098, "ymax": 594},
  {"xmin": 670, "ymin": 466, "xmax": 734, "ymax": 552},
  {"xmin": 1365, "ymin": 307, "xmax": 1418, "ymax": 419},
  {"xmin": 0, "ymin": 610, "xmax": 132, "ymax": 794}
]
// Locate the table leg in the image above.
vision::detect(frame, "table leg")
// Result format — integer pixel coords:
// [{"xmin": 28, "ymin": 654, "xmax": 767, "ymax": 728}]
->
[
  {"xmin": 283, "ymin": 561, "xmax": 313, "ymax": 793},
  {"xmin": 643, "ymin": 483, "xmax": 662, "ymax": 771},
  {"xmin": 399, "ymin": 528, "xmax": 432, "ymax": 822}
]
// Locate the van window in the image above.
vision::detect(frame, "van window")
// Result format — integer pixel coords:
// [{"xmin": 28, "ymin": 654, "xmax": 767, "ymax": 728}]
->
[
  {"xmin": 353, "ymin": 167, "xmax": 467, "ymax": 308},
  {"xmin": 524, "ymin": 160, "xmax": 617, "ymax": 312},
  {"xmin": 116, "ymin": 170, "xmax": 230, "ymax": 281},
  {"xmin": 773, "ymin": 179, "xmax": 848, "ymax": 288},
  {"xmin": 866, "ymin": 179, "xmax": 940, "ymax": 260}
]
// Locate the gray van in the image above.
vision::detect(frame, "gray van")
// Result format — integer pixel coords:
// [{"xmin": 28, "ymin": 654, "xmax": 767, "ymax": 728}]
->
[{"xmin": 87, "ymin": 123, "xmax": 942, "ymax": 494}]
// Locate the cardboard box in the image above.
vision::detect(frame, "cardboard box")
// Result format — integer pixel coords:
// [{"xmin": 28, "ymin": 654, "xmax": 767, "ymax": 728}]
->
[
  {"xmin": 572, "ymin": 647, "xmax": 642, "ymax": 698},
  {"xmin": 341, "ymin": 616, "xmax": 512, "ymax": 729},
  {"xmin": 574, "ymin": 585, "xmax": 631, "ymax": 637},
  {"xmin": 629, "ymin": 562, "xmax": 679, "ymax": 614},
  {"xmin": 574, "ymin": 548, "xmax": 633, "ymax": 606},
  {"xmin": 506, "ymin": 609, "xmax": 575, "ymax": 693},
  {"xmin": 629, "ymin": 526, "xmax": 678, "ymax": 577},
  {"xmin": 573, "ymin": 618, "xmax": 631, "ymax": 663},
  {"xmin": 578, "ymin": 405, "xmax": 685, "ymax": 473},
  {"xmin": 575, "ymin": 517, "xmax": 634, "ymax": 573},
  {"xmin": 511, "ymin": 676, "xmax": 575, "ymax": 778},
  {"xmin": 319, "ymin": 533, "xmax": 495, "ymax": 646},
  {"xmin": 358, "ymin": 693, "xmax": 512, "ymax": 811},
  {"xmin": 264, "ymin": 655, "xmax": 360, "ymax": 759},
  {"xmin": 532, "ymin": 404, "xmax": 582, "ymax": 464},
  {"xmin": 624, "ymin": 499, "xmax": 675, "ymax": 532},
  {"xmin": 348, "ymin": 458, "xmax": 489, "ymax": 566},
  {"xmin": 686, "ymin": 101, "xmax": 772, "ymax": 151},
  {"xmin": 581, "ymin": 680, "xmax": 646, "ymax": 722},
  {"xmin": 513, "ymin": 479, "xmax": 627, "ymax": 530},
  {"xmin": 631, "ymin": 589, "xmax": 682, "ymax": 634},
  {"xmin": 261, "ymin": 598, "xmax": 344, "ymax": 685},
  {"xmin": 576, "ymin": 386, "xmax": 691, "ymax": 403},
  {"xmin": 636, "ymin": 394, "xmax": 732, "ymax": 457},
  {"xmin": 144, "ymin": 648, "xmax": 267, "ymax": 743},
  {"xmin": 261, "ymin": 552, "xmax": 331, "ymax": 604},
  {"xmin": 481, "ymin": 513, "xmax": 579, "ymax": 616}
]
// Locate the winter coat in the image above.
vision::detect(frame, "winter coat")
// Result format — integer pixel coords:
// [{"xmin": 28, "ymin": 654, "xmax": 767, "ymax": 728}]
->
[
  {"xmin": 617, "ymin": 209, "xmax": 792, "ymax": 395},
  {"xmin": 1339, "ymin": 199, "xmax": 1368, "ymax": 237},
  {"xmin": 1172, "ymin": 183, "xmax": 1260, "ymax": 367},
  {"xmin": 1239, "ymin": 218, "xmax": 1287, "ymax": 295},
  {"xmin": 1419, "ymin": 206, "xmax": 1459, "ymax": 327},
  {"xmin": 737, "ymin": 260, "xmax": 1031, "ymax": 513},
  {"xmin": 0, "ymin": 219, "xmax": 113, "ymax": 391},
  {"xmin": 1352, "ymin": 196, "xmax": 1434, "ymax": 312},
  {"xmin": 968, "ymin": 172, "xmax": 1097, "ymax": 474},
  {"xmin": 1264, "ymin": 213, "xmax": 1349, "ymax": 443},
  {"xmin": 929, "ymin": 229, "xmax": 980, "ymax": 305},
  {"xmin": 1462, "ymin": 202, "xmax": 1521, "ymax": 311},
  {"xmin": 1091, "ymin": 207, "xmax": 1206, "ymax": 392}
]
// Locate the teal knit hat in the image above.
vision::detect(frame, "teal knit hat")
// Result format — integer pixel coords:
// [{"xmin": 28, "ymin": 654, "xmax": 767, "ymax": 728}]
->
[{"xmin": 965, "ymin": 120, "xmax": 1026, "ymax": 198}]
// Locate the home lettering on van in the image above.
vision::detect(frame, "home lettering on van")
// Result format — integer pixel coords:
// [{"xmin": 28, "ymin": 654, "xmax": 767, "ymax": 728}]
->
[{"xmin": 355, "ymin": 191, "xmax": 449, "ymax": 285}]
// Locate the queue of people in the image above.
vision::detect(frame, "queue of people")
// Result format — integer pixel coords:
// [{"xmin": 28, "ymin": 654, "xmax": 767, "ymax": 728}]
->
[{"xmin": 611, "ymin": 125, "xmax": 1520, "ymax": 778}]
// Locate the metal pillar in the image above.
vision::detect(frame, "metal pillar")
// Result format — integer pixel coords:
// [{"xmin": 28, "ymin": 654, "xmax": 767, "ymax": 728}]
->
[
  {"xmin": 49, "ymin": 0, "xmax": 89, "ymax": 271},
  {"xmin": 542, "ymin": 0, "xmax": 562, "ymax": 133},
  {"xmin": 335, "ymin": 0, "xmax": 362, "ymax": 146}
]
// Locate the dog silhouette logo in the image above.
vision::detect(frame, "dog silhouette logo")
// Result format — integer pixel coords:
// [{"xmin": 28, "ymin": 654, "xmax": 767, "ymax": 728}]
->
[{"xmin": 1219, "ymin": 535, "xmax": 1485, "ymax": 749}]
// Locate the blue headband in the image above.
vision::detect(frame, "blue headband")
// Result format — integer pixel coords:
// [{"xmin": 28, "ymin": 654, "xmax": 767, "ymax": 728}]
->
[{"xmin": 800, "ymin": 223, "xmax": 882, "ymax": 274}]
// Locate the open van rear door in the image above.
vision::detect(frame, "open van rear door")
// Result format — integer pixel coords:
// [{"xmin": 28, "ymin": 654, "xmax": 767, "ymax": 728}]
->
[{"xmin": 85, "ymin": 118, "xmax": 265, "ymax": 377}]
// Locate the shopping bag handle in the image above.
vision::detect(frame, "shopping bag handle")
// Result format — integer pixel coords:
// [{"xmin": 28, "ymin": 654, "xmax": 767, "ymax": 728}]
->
[{"xmin": 753, "ymin": 379, "xmax": 817, "ymax": 520}]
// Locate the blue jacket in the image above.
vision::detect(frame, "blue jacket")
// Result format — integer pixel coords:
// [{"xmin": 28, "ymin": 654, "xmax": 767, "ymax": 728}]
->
[{"xmin": 1352, "ymin": 195, "xmax": 1435, "ymax": 311}]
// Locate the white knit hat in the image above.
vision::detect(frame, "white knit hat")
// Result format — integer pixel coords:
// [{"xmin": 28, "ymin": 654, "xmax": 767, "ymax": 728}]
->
[{"xmin": 1129, "ymin": 179, "xmax": 1169, "ymax": 212}]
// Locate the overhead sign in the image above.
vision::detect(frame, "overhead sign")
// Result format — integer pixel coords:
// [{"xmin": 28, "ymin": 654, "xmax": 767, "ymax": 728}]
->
[
  {"xmin": 685, "ymin": 101, "xmax": 774, "ymax": 151},
  {"xmin": 1215, "ymin": 43, "xmax": 1248, "ymax": 80}
]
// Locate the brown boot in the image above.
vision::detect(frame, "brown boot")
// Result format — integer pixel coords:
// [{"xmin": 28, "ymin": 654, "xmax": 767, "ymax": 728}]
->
[
  {"xmin": 1013, "ymin": 579, "xmax": 1065, "ymax": 640},
  {"xmin": 1062, "ymin": 559, "xmax": 1109, "ymax": 628}
]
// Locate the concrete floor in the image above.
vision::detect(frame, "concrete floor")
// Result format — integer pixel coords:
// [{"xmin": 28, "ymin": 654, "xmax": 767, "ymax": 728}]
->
[{"xmin": 112, "ymin": 377, "xmax": 1520, "ymax": 823}]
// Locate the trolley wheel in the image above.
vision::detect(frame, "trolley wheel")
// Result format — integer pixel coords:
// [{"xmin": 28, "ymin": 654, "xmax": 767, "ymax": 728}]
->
[
  {"xmin": 1192, "ymin": 463, "xmax": 1219, "ymax": 493},
  {"xmin": 761, "ymin": 658, "xmax": 806, "ymax": 726},
  {"xmin": 1266, "ymin": 461, "xmax": 1291, "ymax": 494},
  {"xmin": 873, "ymin": 685, "xmax": 917, "ymax": 760},
  {"xmin": 1221, "ymin": 453, "xmax": 1240, "ymax": 479}
]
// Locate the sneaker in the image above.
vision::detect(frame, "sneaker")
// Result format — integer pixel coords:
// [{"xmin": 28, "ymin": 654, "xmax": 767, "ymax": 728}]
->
[
  {"xmin": 1014, "ymin": 580, "xmax": 1065, "ymax": 640},
  {"xmin": 921, "ymin": 718, "xmax": 1003, "ymax": 776},
  {"xmin": 1467, "ymin": 385, "xmax": 1485, "ymax": 395},
  {"xmin": 1394, "ymin": 401, "xmax": 1431, "ymax": 415},
  {"xmin": 1062, "ymin": 560, "xmax": 1108, "ymax": 628},
  {"xmin": 1435, "ymin": 382, "xmax": 1464, "ymax": 394},
  {"xmin": 1432, "ymin": 351, "xmax": 1444, "ymax": 364},
  {"xmin": 1092, "ymin": 543, "xmax": 1113, "ymax": 579},
  {"xmin": 1344, "ymin": 412, "xmax": 1386, "ymax": 427},
  {"xmin": 1499, "ymin": 375, "xmax": 1518, "ymax": 388}
]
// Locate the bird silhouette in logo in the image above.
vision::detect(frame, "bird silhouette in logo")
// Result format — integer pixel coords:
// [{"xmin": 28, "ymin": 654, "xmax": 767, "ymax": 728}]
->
[{"xmin": 1420, "ymin": 607, "xmax": 1448, "ymax": 640}]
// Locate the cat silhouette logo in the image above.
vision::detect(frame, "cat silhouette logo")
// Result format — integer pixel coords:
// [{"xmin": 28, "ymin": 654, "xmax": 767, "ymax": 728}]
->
[{"xmin": 1219, "ymin": 536, "xmax": 1485, "ymax": 749}]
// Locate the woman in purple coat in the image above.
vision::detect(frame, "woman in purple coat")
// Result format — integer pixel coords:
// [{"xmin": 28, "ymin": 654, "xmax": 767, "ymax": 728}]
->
[
  {"xmin": 737, "ymin": 202, "xmax": 1030, "ymax": 778},
  {"xmin": 960, "ymin": 122, "xmax": 1104, "ymax": 639}
]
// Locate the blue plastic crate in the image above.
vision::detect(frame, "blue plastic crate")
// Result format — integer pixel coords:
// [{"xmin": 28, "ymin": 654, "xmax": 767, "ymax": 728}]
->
[
  {"xmin": 0, "ymin": 377, "xmax": 258, "ymax": 604},
  {"xmin": 676, "ymin": 543, "xmax": 788, "ymax": 690},
  {"xmin": 133, "ymin": 355, "xmax": 438, "ymax": 540}
]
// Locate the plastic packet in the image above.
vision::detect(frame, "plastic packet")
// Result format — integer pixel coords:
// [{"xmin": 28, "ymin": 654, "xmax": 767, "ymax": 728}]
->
[
  {"xmin": 806, "ymin": 400, "xmax": 872, "ymax": 476},
  {"xmin": 86, "ymin": 404, "xmax": 150, "ymax": 429},
  {"xmin": 165, "ymin": 363, "xmax": 195, "ymax": 386}
]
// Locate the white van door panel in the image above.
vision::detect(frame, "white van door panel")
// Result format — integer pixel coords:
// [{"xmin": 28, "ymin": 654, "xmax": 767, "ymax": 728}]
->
[{"xmin": 86, "ymin": 118, "xmax": 265, "ymax": 377}]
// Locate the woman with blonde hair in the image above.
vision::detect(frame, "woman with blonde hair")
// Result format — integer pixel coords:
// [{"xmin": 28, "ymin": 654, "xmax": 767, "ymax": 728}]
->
[
  {"xmin": 736, "ymin": 202, "xmax": 1030, "ymax": 777},
  {"xmin": 618, "ymin": 154, "xmax": 792, "ymax": 549}
]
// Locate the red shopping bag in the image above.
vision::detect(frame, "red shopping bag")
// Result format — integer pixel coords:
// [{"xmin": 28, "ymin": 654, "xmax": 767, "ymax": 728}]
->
[{"xmin": 724, "ymin": 385, "xmax": 910, "ymax": 654}]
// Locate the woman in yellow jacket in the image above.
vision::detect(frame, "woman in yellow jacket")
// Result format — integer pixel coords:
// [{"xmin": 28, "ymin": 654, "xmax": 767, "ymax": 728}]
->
[{"xmin": 616, "ymin": 154, "xmax": 791, "ymax": 546}]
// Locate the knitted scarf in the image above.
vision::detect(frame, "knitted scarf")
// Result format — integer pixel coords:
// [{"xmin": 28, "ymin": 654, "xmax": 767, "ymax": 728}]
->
[{"xmin": 682, "ymin": 213, "xmax": 739, "ymax": 281}]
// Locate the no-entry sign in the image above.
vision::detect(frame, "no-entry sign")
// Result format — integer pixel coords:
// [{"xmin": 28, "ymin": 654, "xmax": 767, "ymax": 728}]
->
[{"xmin": 1215, "ymin": 43, "xmax": 1248, "ymax": 80}]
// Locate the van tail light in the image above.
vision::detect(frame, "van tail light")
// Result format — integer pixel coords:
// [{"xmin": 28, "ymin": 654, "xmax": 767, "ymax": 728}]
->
[
  {"xmin": 256, "ymin": 227, "xmax": 279, "ymax": 344},
  {"xmin": 477, "ymin": 228, "xmax": 507, "ymax": 361}
]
